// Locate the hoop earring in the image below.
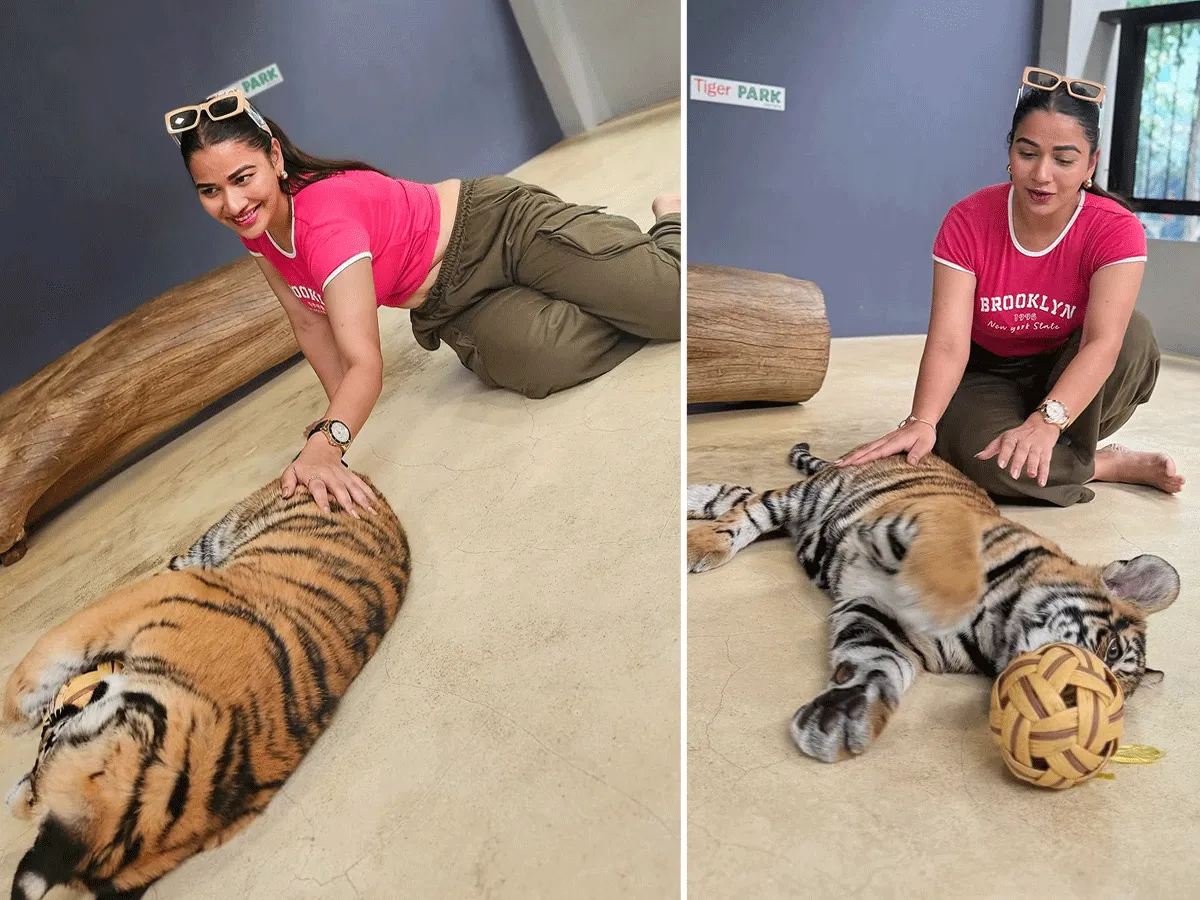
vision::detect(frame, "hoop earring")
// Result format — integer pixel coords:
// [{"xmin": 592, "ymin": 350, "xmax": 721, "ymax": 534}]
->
[
  {"xmin": 1084, "ymin": 177, "xmax": 1093, "ymax": 189},
  {"xmin": 279, "ymin": 170, "xmax": 288, "ymax": 181},
  {"xmin": 1006, "ymin": 164, "xmax": 1012, "ymax": 178}
]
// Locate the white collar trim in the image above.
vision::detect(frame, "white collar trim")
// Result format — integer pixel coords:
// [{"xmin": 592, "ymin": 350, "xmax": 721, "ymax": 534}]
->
[
  {"xmin": 266, "ymin": 195, "xmax": 297, "ymax": 258},
  {"xmin": 1008, "ymin": 184, "xmax": 1085, "ymax": 257}
]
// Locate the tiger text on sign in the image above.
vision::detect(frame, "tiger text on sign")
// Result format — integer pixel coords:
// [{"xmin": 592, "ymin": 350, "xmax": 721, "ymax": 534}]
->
[{"xmin": 689, "ymin": 75, "xmax": 786, "ymax": 112}]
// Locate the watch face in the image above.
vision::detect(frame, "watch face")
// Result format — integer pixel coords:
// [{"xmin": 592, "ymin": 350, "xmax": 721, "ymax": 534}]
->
[
  {"xmin": 330, "ymin": 421, "xmax": 351, "ymax": 444},
  {"xmin": 1044, "ymin": 400, "xmax": 1068, "ymax": 424}
]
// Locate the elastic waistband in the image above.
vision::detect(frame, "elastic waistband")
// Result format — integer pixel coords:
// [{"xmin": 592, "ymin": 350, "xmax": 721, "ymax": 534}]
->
[{"xmin": 423, "ymin": 178, "xmax": 477, "ymax": 316}]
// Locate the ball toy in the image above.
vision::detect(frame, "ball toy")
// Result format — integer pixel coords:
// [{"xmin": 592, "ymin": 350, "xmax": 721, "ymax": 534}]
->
[{"xmin": 989, "ymin": 642, "xmax": 1124, "ymax": 789}]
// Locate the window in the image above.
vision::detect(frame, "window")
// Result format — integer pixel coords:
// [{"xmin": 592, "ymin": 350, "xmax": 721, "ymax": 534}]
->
[{"xmin": 1101, "ymin": 0, "xmax": 1200, "ymax": 241}]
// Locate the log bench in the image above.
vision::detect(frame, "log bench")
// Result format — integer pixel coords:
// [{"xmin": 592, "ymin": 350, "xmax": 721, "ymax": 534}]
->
[
  {"xmin": 0, "ymin": 257, "xmax": 297, "ymax": 564},
  {"xmin": 687, "ymin": 263, "xmax": 831, "ymax": 405}
]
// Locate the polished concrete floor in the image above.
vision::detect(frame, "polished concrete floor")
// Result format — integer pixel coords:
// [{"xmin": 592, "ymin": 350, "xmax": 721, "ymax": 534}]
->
[
  {"xmin": 688, "ymin": 336, "xmax": 1200, "ymax": 900},
  {"xmin": 0, "ymin": 101, "xmax": 681, "ymax": 899}
]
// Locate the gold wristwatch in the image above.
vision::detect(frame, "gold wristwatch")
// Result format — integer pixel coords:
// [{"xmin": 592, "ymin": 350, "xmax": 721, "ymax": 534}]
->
[
  {"xmin": 1035, "ymin": 399, "xmax": 1070, "ymax": 432},
  {"xmin": 306, "ymin": 419, "xmax": 353, "ymax": 456}
]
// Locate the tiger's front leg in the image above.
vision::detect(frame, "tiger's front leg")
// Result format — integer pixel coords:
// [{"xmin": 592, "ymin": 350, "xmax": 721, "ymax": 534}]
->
[
  {"xmin": 790, "ymin": 597, "xmax": 921, "ymax": 762},
  {"xmin": 686, "ymin": 485, "xmax": 800, "ymax": 573},
  {"xmin": 3, "ymin": 578, "xmax": 167, "ymax": 728}
]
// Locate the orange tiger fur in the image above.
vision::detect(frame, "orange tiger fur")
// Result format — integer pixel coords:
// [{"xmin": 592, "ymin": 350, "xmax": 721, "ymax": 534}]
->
[
  {"xmin": 4, "ymin": 474, "xmax": 409, "ymax": 900},
  {"xmin": 688, "ymin": 443, "xmax": 1179, "ymax": 763}
]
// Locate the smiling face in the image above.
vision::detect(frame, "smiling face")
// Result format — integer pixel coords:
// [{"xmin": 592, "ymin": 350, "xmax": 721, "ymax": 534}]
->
[
  {"xmin": 186, "ymin": 138, "xmax": 288, "ymax": 240},
  {"xmin": 1008, "ymin": 108, "xmax": 1099, "ymax": 222}
]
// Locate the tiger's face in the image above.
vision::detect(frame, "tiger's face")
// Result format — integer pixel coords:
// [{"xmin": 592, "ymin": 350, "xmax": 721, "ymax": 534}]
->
[
  {"xmin": 1090, "ymin": 554, "xmax": 1180, "ymax": 696},
  {"xmin": 14, "ymin": 677, "xmax": 197, "ymax": 891},
  {"xmin": 1093, "ymin": 613, "xmax": 1158, "ymax": 696}
]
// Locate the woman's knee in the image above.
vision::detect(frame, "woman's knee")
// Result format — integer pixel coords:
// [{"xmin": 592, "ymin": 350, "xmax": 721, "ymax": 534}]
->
[
  {"xmin": 442, "ymin": 301, "xmax": 644, "ymax": 399},
  {"xmin": 1116, "ymin": 310, "xmax": 1158, "ymax": 370},
  {"xmin": 639, "ymin": 280, "xmax": 681, "ymax": 340},
  {"xmin": 1111, "ymin": 309, "xmax": 1160, "ymax": 399}
]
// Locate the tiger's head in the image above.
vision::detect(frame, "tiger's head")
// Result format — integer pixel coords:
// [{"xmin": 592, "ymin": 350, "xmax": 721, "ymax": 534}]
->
[
  {"xmin": 1090, "ymin": 554, "xmax": 1180, "ymax": 696},
  {"xmin": 9, "ymin": 674, "xmax": 204, "ymax": 899}
]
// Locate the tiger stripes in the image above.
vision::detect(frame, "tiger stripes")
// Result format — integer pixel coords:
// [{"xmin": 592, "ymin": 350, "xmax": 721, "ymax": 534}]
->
[
  {"xmin": 4, "ymin": 473, "xmax": 409, "ymax": 900},
  {"xmin": 687, "ymin": 442, "xmax": 1178, "ymax": 763}
]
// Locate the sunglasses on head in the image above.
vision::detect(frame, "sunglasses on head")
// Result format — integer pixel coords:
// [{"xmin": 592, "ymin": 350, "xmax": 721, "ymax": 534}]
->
[
  {"xmin": 1016, "ymin": 67, "xmax": 1106, "ymax": 108},
  {"xmin": 164, "ymin": 88, "xmax": 272, "ymax": 146}
]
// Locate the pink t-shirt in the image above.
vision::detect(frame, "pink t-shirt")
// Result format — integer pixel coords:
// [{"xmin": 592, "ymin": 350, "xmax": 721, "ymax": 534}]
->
[
  {"xmin": 931, "ymin": 184, "xmax": 1147, "ymax": 356},
  {"xmin": 241, "ymin": 169, "xmax": 440, "ymax": 314}
]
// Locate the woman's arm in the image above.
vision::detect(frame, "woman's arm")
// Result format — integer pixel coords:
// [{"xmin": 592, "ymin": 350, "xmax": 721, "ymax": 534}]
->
[
  {"xmin": 254, "ymin": 258, "xmax": 346, "ymax": 399},
  {"xmin": 1036, "ymin": 261, "xmax": 1144, "ymax": 419},
  {"xmin": 838, "ymin": 263, "xmax": 976, "ymax": 466},
  {"xmin": 974, "ymin": 261, "xmax": 1144, "ymax": 485},
  {"xmin": 307, "ymin": 257, "xmax": 384, "ymax": 440},
  {"xmin": 255, "ymin": 256, "xmax": 383, "ymax": 515},
  {"xmin": 910, "ymin": 264, "xmax": 977, "ymax": 425}
]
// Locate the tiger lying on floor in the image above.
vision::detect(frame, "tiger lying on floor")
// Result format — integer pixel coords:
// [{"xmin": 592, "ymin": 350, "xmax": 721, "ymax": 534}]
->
[
  {"xmin": 4, "ymin": 473, "xmax": 410, "ymax": 900},
  {"xmin": 687, "ymin": 442, "xmax": 1178, "ymax": 764}
]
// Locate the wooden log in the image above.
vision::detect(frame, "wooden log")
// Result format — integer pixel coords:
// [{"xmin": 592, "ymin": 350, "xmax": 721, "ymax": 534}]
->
[
  {"xmin": 687, "ymin": 263, "xmax": 831, "ymax": 404},
  {"xmin": 0, "ymin": 256, "xmax": 298, "ymax": 564}
]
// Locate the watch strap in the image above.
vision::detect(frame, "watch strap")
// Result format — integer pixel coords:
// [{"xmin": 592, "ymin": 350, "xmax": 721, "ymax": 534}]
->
[
  {"xmin": 305, "ymin": 419, "xmax": 352, "ymax": 455},
  {"xmin": 1036, "ymin": 401, "xmax": 1069, "ymax": 432}
]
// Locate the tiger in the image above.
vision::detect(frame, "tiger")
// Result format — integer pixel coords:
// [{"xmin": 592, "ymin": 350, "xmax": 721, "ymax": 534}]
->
[
  {"xmin": 4, "ymin": 472, "xmax": 410, "ymax": 900},
  {"xmin": 687, "ymin": 442, "xmax": 1179, "ymax": 764}
]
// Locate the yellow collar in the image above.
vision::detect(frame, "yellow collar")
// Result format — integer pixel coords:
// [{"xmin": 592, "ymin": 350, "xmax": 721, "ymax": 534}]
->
[{"xmin": 44, "ymin": 661, "xmax": 124, "ymax": 725}]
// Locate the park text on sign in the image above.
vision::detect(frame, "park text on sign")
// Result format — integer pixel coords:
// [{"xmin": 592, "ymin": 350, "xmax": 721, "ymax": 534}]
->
[
  {"xmin": 690, "ymin": 75, "xmax": 785, "ymax": 111},
  {"xmin": 223, "ymin": 63, "xmax": 284, "ymax": 99}
]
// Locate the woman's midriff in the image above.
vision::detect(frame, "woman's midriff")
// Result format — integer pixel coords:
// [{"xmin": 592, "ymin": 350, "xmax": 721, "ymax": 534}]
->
[{"xmin": 401, "ymin": 178, "xmax": 461, "ymax": 309}]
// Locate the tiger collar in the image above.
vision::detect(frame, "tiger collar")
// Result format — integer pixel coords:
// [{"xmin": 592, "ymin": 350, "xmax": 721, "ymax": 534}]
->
[{"xmin": 41, "ymin": 660, "xmax": 125, "ymax": 728}]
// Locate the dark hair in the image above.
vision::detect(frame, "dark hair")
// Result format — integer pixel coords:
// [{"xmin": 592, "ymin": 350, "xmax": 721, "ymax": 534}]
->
[
  {"xmin": 178, "ymin": 106, "xmax": 390, "ymax": 195},
  {"xmin": 1007, "ymin": 83, "xmax": 1132, "ymax": 211}
]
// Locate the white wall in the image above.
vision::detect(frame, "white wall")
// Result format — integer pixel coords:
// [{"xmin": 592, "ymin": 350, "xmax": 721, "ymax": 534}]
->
[
  {"xmin": 1041, "ymin": 0, "xmax": 1200, "ymax": 356},
  {"xmin": 508, "ymin": 0, "xmax": 680, "ymax": 136}
]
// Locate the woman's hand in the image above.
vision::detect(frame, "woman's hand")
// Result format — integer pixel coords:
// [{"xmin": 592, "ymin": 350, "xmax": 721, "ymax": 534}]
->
[
  {"xmin": 975, "ymin": 416, "xmax": 1061, "ymax": 487},
  {"xmin": 836, "ymin": 419, "xmax": 937, "ymax": 468},
  {"xmin": 281, "ymin": 436, "xmax": 378, "ymax": 516}
]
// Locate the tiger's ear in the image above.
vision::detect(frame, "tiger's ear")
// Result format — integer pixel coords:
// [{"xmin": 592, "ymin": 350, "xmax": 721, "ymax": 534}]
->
[
  {"xmin": 1102, "ymin": 555, "xmax": 1180, "ymax": 614},
  {"xmin": 1141, "ymin": 667, "xmax": 1165, "ymax": 687}
]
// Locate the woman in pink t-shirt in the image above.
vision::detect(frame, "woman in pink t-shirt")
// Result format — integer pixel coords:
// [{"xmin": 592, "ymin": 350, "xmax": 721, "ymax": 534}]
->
[
  {"xmin": 165, "ymin": 90, "xmax": 680, "ymax": 515},
  {"xmin": 839, "ymin": 70, "xmax": 1183, "ymax": 506}
]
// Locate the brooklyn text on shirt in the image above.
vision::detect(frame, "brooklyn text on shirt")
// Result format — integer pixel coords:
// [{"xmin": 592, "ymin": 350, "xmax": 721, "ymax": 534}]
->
[
  {"xmin": 291, "ymin": 284, "xmax": 327, "ymax": 312},
  {"xmin": 978, "ymin": 292, "xmax": 1077, "ymax": 320}
]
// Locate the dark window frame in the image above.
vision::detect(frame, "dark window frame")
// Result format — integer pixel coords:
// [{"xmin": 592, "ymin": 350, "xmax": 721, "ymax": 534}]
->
[{"xmin": 1100, "ymin": 0, "xmax": 1200, "ymax": 215}]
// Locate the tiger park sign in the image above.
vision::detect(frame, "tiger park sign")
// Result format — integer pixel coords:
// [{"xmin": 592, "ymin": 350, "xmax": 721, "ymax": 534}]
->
[
  {"xmin": 689, "ymin": 74, "xmax": 786, "ymax": 112},
  {"xmin": 222, "ymin": 63, "xmax": 284, "ymax": 99}
]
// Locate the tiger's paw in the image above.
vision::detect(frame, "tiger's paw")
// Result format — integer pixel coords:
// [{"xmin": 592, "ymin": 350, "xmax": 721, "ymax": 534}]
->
[
  {"xmin": 687, "ymin": 527, "xmax": 735, "ymax": 573},
  {"xmin": 789, "ymin": 665, "xmax": 897, "ymax": 762},
  {"xmin": 4, "ymin": 658, "xmax": 84, "ymax": 728}
]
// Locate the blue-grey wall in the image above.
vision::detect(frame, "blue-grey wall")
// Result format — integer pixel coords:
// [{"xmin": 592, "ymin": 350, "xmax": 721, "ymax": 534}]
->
[
  {"xmin": 688, "ymin": 0, "xmax": 1042, "ymax": 338},
  {"xmin": 0, "ymin": 0, "xmax": 562, "ymax": 394}
]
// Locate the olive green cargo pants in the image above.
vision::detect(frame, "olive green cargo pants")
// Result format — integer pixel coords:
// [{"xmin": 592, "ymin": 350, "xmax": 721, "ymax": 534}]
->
[
  {"xmin": 410, "ymin": 175, "xmax": 681, "ymax": 399},
  {"xmin": 934, "ymin": 311, "xmax": 1160, "ymax": 506}
]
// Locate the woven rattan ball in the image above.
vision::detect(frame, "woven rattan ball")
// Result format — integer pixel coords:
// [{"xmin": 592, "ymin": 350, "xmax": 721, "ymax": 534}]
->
[{"xmin": 989, "ymin": 642, "xmax": 1125, "ymax": 789}]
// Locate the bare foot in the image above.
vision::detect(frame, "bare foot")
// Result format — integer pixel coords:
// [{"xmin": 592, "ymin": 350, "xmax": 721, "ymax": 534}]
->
[
  {"xmin": 1091, "ymin": 444, "xmax": 1185, "ymax": 494},
  {"xmin": 652, "ymin": 192, "xmax": 681, "ymax": 219}
]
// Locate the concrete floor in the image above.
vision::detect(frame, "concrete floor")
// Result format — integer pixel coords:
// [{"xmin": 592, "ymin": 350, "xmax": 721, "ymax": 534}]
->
[
  {"xmin": 0, "ymin": 102, "xmax": 681, "ymax": 899},
  {"xmin": 687, "ymin": 335, "xmax": 1200, "ymax": 900}
]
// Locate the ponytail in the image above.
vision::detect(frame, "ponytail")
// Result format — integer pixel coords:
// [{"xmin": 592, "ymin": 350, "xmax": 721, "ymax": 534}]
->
[
  {"xmin": 1085, "ymin": 180, "xmax": 1134, "ymax": 212},
  {"xmin": 262, "ymin": 116, "xmax": 391, "ymax": 195}
]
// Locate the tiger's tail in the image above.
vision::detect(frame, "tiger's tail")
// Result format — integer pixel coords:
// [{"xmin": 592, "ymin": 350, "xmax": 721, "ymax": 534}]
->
[{"xmin": 787, "ymin": 442, "xmax": 832, "ymax": 476}]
